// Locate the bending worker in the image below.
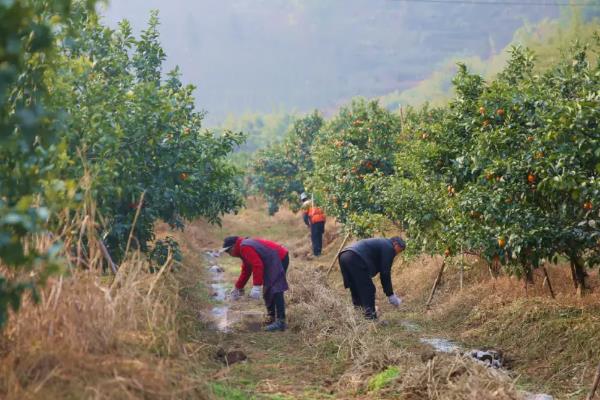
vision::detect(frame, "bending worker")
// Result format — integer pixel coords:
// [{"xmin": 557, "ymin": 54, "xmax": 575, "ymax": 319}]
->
[
  {"xmin": 338, "ymin": 236, "xmax": 405, "ymax": 319},
  {"xmin": 222, "ymin": 236, "xmax": 289, "ymax": 331},
  {"xmin": 300, "ymin": 192, "xmax": 326, "ymax": 256}
]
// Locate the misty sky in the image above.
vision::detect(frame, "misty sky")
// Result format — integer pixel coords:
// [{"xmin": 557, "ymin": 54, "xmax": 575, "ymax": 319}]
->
[{"xmin": 101, "ymin": 1, "xmax": 562, "ymax": 125}]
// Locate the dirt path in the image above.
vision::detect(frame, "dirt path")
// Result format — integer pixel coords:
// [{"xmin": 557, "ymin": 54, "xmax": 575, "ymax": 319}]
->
[{"xmin": 165, "ymin": 200, "xmax": 560, "ymax": 399}]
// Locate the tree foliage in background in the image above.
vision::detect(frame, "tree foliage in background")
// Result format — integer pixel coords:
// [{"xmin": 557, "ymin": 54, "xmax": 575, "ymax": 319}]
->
[
  {"xmin": 252, "ymin": 111, "xmax": 323, "ymax": 215},
  {"xmin": 310, "ymin": 99, "xmax": 402, "ymax": 236}
]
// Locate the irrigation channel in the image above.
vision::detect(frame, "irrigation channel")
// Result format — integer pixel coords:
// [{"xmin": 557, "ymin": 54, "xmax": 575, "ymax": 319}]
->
[{"xmin": 203, "ymin": 250, "xmax": 263, "ymax": 333}]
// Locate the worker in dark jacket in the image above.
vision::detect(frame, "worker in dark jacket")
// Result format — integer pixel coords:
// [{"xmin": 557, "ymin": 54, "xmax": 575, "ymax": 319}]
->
[
  {"xmin": 222, "ymin": 236, "xmax": 289, "ymax": 331},
  {"xmin": 300, "ymin": 192, "xmax": 326, "ymax": 256},
  {"xmin": 338, "ymin": 236, "xmax": 405, "ymax": 319}
]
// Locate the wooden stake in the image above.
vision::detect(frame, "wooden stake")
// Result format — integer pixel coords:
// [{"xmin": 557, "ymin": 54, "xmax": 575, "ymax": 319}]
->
[
  {"xmin": 125, "ymin": 191, "xmax": 146, "ymax": 257},
  {"xmin": 542, "ymin": 265, "xmax": 555, "ymax": 299},
  {"xmin": 459, "ymin": 247, "xmax": 464, "ymax": 291},
  {"xmin": 325, "ymin": 233, "xmax": 351, "ymax": 278},
  {"xmin": 99, "ymin": 240, "xmax": 118, "ymax": 274},
  {"xmin": 586, "ymin": 362, "xmax": 600, "ymax": 400},
  {"xmin": 425, "ymin": 257, "xmax": 447, "ymax": 309}
]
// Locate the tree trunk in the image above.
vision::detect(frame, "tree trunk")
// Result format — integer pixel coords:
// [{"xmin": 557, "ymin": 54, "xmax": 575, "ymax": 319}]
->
[
  {"xmin": 570, "ymin": 255, "xmax": 587, "ymax": 297},
  {"xmin": 523, "ymin": 263, "xmax": 534, "ymax": 284}
]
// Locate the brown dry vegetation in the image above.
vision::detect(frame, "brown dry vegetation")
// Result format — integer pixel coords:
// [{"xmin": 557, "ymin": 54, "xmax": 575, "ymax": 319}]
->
[
  {"xmin": 392, "ymin": 254, "xmax": 600, "ymax": 398},
  {"xmin": 1, "ymin": 199, "xmax": 598, "ymax": 399},
  {"xmin": 0, "ymin": 253, "xmax": 214, "ymax": 399}
]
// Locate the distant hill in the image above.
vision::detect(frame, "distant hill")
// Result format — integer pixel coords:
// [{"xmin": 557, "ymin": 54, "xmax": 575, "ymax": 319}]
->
[{"xmin": 100, "ymin": 0, "xmax": 577, "ymax": 126}]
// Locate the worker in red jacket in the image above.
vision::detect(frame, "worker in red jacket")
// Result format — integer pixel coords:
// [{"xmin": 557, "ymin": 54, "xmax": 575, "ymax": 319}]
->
[{"xmin": 222, "ymin": 236, "xmax": 289, "ymax": 331}]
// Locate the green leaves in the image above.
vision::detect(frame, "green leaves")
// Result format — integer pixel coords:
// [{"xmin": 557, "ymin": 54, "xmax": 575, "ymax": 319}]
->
[
  {"xmin": 310, "ymin": 98, "xmax": 402, "ymax": 236},
  {"xmin": 0, "ymin": 3, "xmax": 245, "ymax": 328},
  {"xmin": 252, "ymin": 111, "xmax": 324, "ymax": 214},
  {"xmin": 0, "ymin": 0, "xmax": 96, "ymax": 328}
]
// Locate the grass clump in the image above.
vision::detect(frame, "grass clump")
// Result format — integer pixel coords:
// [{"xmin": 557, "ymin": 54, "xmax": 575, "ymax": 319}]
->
[
  {"xmin": 208, "ymin": 382, "xmax": 254, "ymax": 400},
  {"xmin": 367, "ymin": 366, "xmax": 401, "ymax": 392}
]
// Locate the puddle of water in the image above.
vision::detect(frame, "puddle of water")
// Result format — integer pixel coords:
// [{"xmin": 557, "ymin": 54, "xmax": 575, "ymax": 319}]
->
[
  {"xmin": 211, "ymin": 306, "xmax": 232, "ymax": 332},
  {"xmin": 205, "ymin": 250, "xmax": 224, "ymax": 259},
  {"xmin": 420, "ymin": 337, "xmax": 461, "ymax": 353},
  {"xmin": 419, "ymin": 335, "xmax": 504, "ymax": 369},
  {"xmin": 400, "ymin": 320, "xmax": 421, "ymax": 332},
  {"xmin": 208, "ymin": 265, "xmax": 224, "ymax": 274},
  {"xmin": 523, "ymin": 393, "xmax": 553, "ymax": 400},
  {"xmin": 210, "ymin": 283, "xmax": 227, "ymax": 301}
]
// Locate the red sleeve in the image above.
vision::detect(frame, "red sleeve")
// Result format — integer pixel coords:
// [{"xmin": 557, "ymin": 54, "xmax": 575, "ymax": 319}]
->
[
  {"xmin": 240, "ymin": 245, "xmax": 264, "ymax": 286},
  {"xmin": 235, "ymin": 261, "xmax": 252, "ymax": 289}
]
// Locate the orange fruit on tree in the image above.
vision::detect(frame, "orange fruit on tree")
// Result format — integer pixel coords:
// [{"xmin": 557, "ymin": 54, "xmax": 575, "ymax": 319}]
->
[
  {"xmin": 526, "ymin": 136, "xmax": 534, "ymax": 142},
  {"xmin": 496, "ymin": 108, "xmax": 505, "ymax": 117},
  {"xmin": 527, "ymin": 173, "xmax": 536, "ymax": 184},
  {"xmin": 179, "ymin": 172, "xmax": 188, "ymax": 181},
  {"xmin": 497, "ymin": 237, "xmax": 506, "ymax": 248},
  {"xmin": 584, "ymin": 201, "xmax": 593, "ymax": 210},
  {"xmin": 479, "ymin": 106, "xmax": 485, "ymax": 115}
]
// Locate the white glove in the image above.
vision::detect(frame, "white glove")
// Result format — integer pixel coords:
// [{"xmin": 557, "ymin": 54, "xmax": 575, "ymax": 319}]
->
[
  {"xmin": 229, "ymin": 287, "xmax": 244, "ymax": 300},
  {"xmin": 388, "ymin": 294, "xmax": 402, "ymax": 307},
  {"xmin": 249, "ymin": 285, "xmax": 262, "ymax": 300}
]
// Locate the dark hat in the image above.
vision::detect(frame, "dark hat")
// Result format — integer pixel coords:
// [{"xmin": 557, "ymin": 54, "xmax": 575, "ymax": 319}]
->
[
  {"xmin": 390, "ymin": 236, "xmax": 406, "ymax": 249},
  {"xmin": 221, "ymin": 236, "xmax": 239, "ymax": 252}
]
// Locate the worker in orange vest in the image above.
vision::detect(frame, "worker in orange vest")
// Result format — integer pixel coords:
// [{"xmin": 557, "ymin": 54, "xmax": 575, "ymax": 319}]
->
[{"xmin": 300, "ymin": 192, "xmax": 326, "ymax": 256}]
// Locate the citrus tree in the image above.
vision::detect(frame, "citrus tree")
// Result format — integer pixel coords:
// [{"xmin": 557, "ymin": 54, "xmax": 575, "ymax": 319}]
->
[
  {"xmin": 310, "ymin": 99, "xmax": 402, "ymax": 236},
  {"xmin": 383, "ymin": 44, "xmax": 599, "ymax": 288},
  {"xmin": 49, "ymin": 10, "xmax": 245, "ymax": 262},
  {"xmin": 252, "ymin": 111, "xmax": 323, "ymax": 215}
]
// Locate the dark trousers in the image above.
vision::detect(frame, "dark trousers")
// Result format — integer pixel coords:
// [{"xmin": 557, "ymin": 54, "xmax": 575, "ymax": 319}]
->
[
  {"xmin": 267, "ymin": 253, "xmax": 289, "ymax": 320},
  {"xmin": 310, "ymin": 221, "xmax": 325, "ymax": 256},
  {"xmin": 339, "ymin": 251, "xmax": 376, "ymax": 319}
]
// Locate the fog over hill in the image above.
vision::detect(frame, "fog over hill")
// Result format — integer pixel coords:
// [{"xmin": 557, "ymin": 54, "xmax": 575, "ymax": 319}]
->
[{"xmin": 101, "ymin": 1, "xmax": 567, "ymax": 125}]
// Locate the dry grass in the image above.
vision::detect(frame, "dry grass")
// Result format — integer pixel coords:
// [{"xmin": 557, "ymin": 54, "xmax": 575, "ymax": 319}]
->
[
  {"xmin": 391, "ymin": 254, "xmax": 600, "ymax": 397},
  {"xmin": 284, "ymin": 260, "xmax": 532, "ymax": 399},
  {"xmin": 0, "ymin": 251, "xmax": 212, "ymax": 400},
  {"xmin": 394, "ymin": 355, "xmax": 521, "ymax": 400},
  {"xmin": 0, "ymin": 180, "xmax": 214, "ymax": 400},
  {"xmin": 287, "ymin": 265, "xmax": 414, "ymax": 393}
]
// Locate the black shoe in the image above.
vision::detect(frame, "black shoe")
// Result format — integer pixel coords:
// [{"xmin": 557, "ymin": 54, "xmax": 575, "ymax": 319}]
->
[{"xmin": 264, "ymin": 319, "xmax": 286, "ymax": 332}]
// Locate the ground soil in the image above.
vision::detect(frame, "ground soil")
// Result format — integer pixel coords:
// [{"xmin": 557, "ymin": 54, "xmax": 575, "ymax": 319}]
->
[{"xmin": 159, "ymin": 198, "xmax": 600, "ymax": 400}]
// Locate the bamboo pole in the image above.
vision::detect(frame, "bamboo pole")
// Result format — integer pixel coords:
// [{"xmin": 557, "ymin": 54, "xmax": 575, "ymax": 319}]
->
[
  {"xmin": 124, "ymin": 191, "xmax": 146, "ymax": 257},
  {"xmin": 425, "ymin": 257, "xmax": 447, "ymax": 309},
  {"xmin": 541, "ymin": 265, "xmax": 555, "ymax": 299},
  {"xmin": 99, "ymin": 240, "xmax": 118, "ymax": 274},
  {"xmin": 325, "ymin": 233, "xmax": 351, "ymax": 278},
  {"xmin": 459, "ymin": 246, "xmax": 464, "ymax": 291}
]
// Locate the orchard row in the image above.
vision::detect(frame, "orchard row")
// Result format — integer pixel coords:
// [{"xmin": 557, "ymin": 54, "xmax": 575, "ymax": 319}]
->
[
  {"xmin": 253, "ymin": 45, "xmax": 599, "ymax": 289},
  {"xmin": 0, "ymin": 2, "xmax": 242, "ymax": 325}
]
